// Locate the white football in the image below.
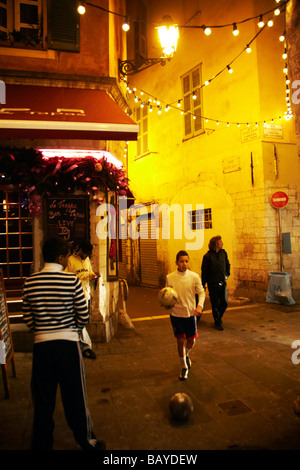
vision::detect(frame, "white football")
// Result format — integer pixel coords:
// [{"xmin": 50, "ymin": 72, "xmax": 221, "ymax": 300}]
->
[{"xmin": 158, "ymin": 287, "xmax": 178, "ymax": 308}]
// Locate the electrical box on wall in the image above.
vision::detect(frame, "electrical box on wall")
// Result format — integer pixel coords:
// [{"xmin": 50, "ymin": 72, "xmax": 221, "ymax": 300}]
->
[{"xmin": 282, "ymin": 232, "xmax": 292, "ymax": 254}]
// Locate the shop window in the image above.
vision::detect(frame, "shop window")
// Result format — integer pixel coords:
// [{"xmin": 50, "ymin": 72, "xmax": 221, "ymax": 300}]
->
[
  {"xmin": 0, "ymin": 189, "xmax": 33, "ymax": 294},
  {"xmin": 181, "ymin": 65, "xmax": 204, "ymax": 139},
  {"xmin": 189, "ymin": 208, "xmax": 212, "ymax": 231}
]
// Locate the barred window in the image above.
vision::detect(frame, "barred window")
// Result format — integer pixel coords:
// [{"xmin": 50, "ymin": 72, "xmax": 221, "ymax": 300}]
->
[{"xmin": 189, "ymin": 208, "xmax": 212, "ymax": 230}]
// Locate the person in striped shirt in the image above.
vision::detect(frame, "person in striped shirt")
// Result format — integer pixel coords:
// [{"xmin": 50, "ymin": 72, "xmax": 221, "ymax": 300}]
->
[{"xmin": 22, "ymin": 237, "xmax": 105, "ymax": 451}]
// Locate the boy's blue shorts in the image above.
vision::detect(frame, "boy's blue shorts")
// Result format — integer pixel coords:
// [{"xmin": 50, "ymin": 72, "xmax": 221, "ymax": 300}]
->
[{"xmin": 170, "ymin": 315, "xmax": 198, "ymax": 341}]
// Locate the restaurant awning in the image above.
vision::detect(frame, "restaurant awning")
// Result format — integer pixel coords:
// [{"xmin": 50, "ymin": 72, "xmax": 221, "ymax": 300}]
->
[{"xmin": 0, "ymin": 84, "xmax": 138, "ymax": 141}]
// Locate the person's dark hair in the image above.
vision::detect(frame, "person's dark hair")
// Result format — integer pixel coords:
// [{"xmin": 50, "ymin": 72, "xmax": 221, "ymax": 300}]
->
[
  {"xmin": 209, "ymin": 235, "xmax": 222, "ymax": 251},
  {"xmin": 42, "ymin": 237, "xmax": 70, "ymax": 262},
  {"xmin": 176, "ymin": 250, "xmax": 189, "ymax": 262},
  {"xmin": 78, "ymin": 240, "xmax": 93, "ymax": 256}
]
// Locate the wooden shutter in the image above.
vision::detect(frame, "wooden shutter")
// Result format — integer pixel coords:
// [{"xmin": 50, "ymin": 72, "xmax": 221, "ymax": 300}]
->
[
  {"xmin": 182, "ymin": 65, "xmax": 203, "ymax": 138},
  {"xmin": 139, "ymin": 214, "xmax": 158, "ymax": 287},
  {"xmin": 47, "ymin": 0, "xmax": 80, "ymax": 52}
]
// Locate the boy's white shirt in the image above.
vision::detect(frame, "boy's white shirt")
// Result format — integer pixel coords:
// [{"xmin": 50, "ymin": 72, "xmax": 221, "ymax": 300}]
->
[{"xmin": 166, "ymin": 269, "xmax": 205, "ymax": 318}]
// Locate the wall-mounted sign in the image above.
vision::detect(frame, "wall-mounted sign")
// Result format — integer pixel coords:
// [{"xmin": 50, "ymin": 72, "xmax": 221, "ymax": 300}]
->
[
  {"xmin": 241, "ymin": 125, "xmax": 260, "ymax": 143},
  {"xmin": 222, "ymin": 156, "xmax": 241, "ymax": 174},
  {"xmin": 263, "ymin": 123, "xmax": 283, "ymax": 139}
]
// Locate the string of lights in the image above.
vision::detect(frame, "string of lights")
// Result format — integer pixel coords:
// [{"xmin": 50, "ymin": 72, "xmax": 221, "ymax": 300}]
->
[
  {"xmin": 177, "ymin": 0, "xmax": 288, "ymax": 36},
  {"xmin": 77, "ymin": 1, "xmax": 130, "ymax": 31},
  {"xmin": 77, "ymin": 0, "xmax": 289, "ymax": 36},
  {"xmin": 123, "ymin": 2, "xmax": 292, "ymax": 129}
]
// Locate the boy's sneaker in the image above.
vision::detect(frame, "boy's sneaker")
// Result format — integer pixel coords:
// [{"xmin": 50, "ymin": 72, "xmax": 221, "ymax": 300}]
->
[
  {"xmin": 179, "ymin": 368, "xmax": 189, "ymax": 381},
  {"xmin": 185, "ymin": 356, "xmax": 192, "ymax": 369}
]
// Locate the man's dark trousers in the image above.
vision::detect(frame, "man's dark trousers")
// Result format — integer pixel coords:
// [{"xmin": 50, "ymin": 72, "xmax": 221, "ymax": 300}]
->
[{"xmin": 208, "ymin": 282, "xmax": 228, "ymax": 326}]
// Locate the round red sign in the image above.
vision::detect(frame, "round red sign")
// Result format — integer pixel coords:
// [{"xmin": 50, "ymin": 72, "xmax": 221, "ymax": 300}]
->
[{"xmin": 271, "ymin": 191, "xmax": 288, "ymax": 209}]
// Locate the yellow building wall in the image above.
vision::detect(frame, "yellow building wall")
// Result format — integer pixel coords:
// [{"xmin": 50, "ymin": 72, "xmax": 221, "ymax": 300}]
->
[{"xmin": 125, "ymin": 0, "xmax": 299, "ymax": 300}]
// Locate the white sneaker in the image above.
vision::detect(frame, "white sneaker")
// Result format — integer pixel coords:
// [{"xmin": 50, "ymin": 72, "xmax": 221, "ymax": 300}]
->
[
  {"xmin": 179, "ymin": 368, "xmax": 189, "ymax": 381},
  {"xmin": 186, "ymin": 356, "xmax": 192, "ymax": 369}
]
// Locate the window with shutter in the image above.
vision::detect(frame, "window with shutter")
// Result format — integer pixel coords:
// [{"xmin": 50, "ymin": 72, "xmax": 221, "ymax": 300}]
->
[
  {"xmin": 135, "ymin": 105, "xmax": 148, "ymax": 157},
  {"xmin": 47, "ymin": 0, "xmax": 79, "ymax": 52},
  {"xmin": 182, "ymin": 65, "xmax": 204, "ymax": 138},
  {"xmin": 0, "ymin": 0, "xmax": 44, "ymax": 47}
]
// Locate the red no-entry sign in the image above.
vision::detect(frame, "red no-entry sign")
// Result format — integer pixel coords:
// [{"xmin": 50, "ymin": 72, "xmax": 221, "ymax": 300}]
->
[{"xmin": 271, "ymin": 191, "xmax": 289, "ymax": 209}]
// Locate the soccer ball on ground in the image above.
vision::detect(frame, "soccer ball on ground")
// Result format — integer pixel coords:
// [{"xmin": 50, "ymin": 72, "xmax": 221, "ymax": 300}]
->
[{"xmin": 158, "ymin": 287, "xmax": 178, "ymax": 308}]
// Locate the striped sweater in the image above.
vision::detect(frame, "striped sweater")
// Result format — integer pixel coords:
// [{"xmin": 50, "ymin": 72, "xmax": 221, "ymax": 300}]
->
[{"xmin": 22, "ymin": 263, "xmax": 89, "ymax": 343}]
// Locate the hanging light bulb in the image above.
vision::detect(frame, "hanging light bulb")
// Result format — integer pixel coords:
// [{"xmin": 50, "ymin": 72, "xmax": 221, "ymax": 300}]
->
[
  {"xmin": 258, "ymin": 15, "xmax": 264, "ymax": 28},
  {"xmin": 204, "ymin": 27, "xmax": 212, "ymax": 36},
  {"xmin": 282, "ymin": 48, "xmax": 287, "ymax": 60},
  {"xmin": 77, "ymin": 1, "xmax": 86, "ymax": 15},
  {"xmin": 205, "ymin": 80, "xmax": 210, "ymax": 86},
  {"xmin": 267, "ymin": 19, "xmax": 274, "ymax": 27},
  {"xmin": 122, "ymin": 16, "xmax": 130, "ymax": 32},
  {"xmin": 283, "ymin": 63, "xmax": 288, "ymax": 74},
  {"xmin": 177, "ymin": 100, "xmax": 181, "ymax": 107},
  {"xmin": 279, "ymin": 32, "xmax": 286, "ymax": 42},
  {"xmin": 274, "ymin": 8, "xmax": 281, "ymax": 16},
  {"xmin": 246, "ymin": 44, "xmax": 251, "ymax": 53},
  {"xmin": 192, "ymin": 91, "xmax": 197, "ymax": 100},
  {"xmin": 232, "ymin": 23, "xmax": 239, "ymax": 36},
  {"xmin": 227, "ymin": 65, "xmax": 233, "ymax": 74}
]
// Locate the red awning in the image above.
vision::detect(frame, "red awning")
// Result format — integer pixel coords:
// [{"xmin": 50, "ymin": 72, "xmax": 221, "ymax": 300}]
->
[{"xmin": 0, "ymin": 84, "xmax": 138, "ymax": 141}]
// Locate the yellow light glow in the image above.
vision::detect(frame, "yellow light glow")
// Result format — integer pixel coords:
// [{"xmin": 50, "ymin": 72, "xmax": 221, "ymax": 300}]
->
[
  {"xmin": 39, "ymin": 149, "xmax": 123, "ymax": 168},
  {"xmin": 157, "ymin": 22, "xmax": 179, "ymax": 57}
]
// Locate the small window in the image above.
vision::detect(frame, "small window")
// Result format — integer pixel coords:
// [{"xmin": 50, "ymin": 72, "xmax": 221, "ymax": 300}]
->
[
  {"xmin": 181, "ymin": 65, "xmax": 204, "ymax": 138},
  {"xmin": 189, "ymin": 208, "xmax": 212, "ymax": 231},
  {"xmin": 0, "ymin": 0, "xmax": 44, "ymax": 46}
]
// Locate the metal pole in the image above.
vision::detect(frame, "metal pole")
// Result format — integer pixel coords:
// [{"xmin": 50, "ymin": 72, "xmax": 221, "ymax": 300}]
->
[{"xmin": 278, "ymin": 208, "xmax": 283, "ymax": 272}]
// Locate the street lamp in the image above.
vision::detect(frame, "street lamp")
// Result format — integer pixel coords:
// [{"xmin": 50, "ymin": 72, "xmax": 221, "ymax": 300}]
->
[{"xmin": 119, "ymin": 15, "xmax": 179, "ymax": 76}]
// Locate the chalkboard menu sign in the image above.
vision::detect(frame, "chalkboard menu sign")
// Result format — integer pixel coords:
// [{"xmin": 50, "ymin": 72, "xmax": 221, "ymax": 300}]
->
[
  {"xmin": 0, "ymin": 269, "xmax": 16, "ymax": 398},
  {"xmin": 44, "ymin": 196, "xmax": 90, "ymax": 252}
]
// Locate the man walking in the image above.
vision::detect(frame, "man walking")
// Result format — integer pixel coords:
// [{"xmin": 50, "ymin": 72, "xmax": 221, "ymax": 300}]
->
[
  {"xmin": 22, "ymin": 237, "xmax": 105, "ymax": 450},
  {"xmin": 201, "ymin": 236, "xmax": 230, "ymax": 330}
]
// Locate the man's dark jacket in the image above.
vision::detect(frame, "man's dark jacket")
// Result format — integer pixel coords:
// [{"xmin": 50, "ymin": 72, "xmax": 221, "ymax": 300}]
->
[{"xmin": 201, "ymin": 249, "xmax": 230, "ymax": 287}]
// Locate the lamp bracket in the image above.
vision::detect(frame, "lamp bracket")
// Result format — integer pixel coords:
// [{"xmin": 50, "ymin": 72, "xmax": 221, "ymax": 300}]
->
[{"xmin": 118, "ymin": 57, "xmax": 169, "ymax": 76}]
